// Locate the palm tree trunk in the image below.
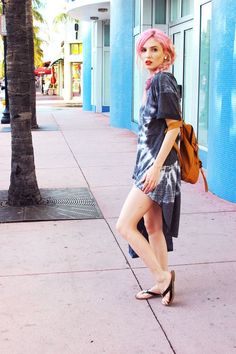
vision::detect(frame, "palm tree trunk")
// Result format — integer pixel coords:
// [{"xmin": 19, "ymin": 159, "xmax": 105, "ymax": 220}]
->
[
  {"xmin": 6, "ymin": 0, "xmax": 41, "ymax": 206},
  {"xmin": 27, "ymin": 0, "xmax": 38, "ymax": 129}
]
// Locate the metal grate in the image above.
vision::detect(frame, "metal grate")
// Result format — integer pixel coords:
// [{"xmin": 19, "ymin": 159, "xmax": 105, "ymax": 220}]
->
[
  {"xmin": 0, "ymin": 188, "xmax": 103, "ymax": 223},
  {"xmin": 40, "ymin": 197, "xmax": 96, "ymax": 207}
]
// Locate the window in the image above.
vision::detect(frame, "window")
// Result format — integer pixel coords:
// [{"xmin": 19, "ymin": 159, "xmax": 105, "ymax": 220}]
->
[
  {"xmin": 103, "ymin": 22, "xmax": 110, "ymax": 106},
  {"xmin": 170, "ymin": 0, "xmax": 193, "ymax": 21},
  {"xmin": 134, "ymin": 0, "xmax": 141, "ymax": 28},
  {"xmin": 183, "ymin": 28, "xmax": 193, "ymax": 119},
  {"xmin": 198, "ymin": 2, "xmax": 211, "ymax": 147},
  {"xmin": 172, "ymin": 32, "xmax": 182, "ymax": 84},
  {"xmin": 70, "ymin": 43, "xmax": 82, "ymax": 55},
  {"xmin": 154, "ymin": 0, "xmax": 166, "ymax": 24},
  {"xmin": 171, "ymin": 0, "xmax": 180, "ymax": 21},
  {"xmin": 103, "ymin": 51, "xmax": 110, "ymax": 106},
  {"xmin": 182, "ymin": 0, "xmax": 194, "ymax": 17},
  {"xmin": 104, "ymin": 23, "xmax": 110, "ymax": 47}
]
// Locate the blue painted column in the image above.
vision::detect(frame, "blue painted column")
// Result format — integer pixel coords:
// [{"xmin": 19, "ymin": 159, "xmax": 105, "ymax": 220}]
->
[
  {"xmin": 208, "ymin": 0, "xmax": 236, "ymax": 202},
  {"xmin": 110, "ymin": 0, "xmax": 134, "ymax": 129},
  {"xmin": 82, "ymin": 22, "xmax": 92, "ymax": 111}
]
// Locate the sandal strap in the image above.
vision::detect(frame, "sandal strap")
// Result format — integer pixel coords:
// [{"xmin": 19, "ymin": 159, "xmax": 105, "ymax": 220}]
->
[
  {"xmin": 144, "ymin": 290, "xmax": 160, "ymax": 296},
  {"xmin": 137, "ymin": 289, "xmax": 160, "ymax": 297},
  {"xmin": 161, "ymin": 271, "xmax": 175, "ymax": 298},
  {"xmin": 162, "ymin": 283, "xmax": 172, "ymax": 298}
]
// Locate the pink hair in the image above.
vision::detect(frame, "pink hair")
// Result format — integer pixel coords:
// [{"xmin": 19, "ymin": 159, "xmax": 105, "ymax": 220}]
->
[{"xmin": 136, "ymin": 28, "xmax": 176, "ymax": 72}]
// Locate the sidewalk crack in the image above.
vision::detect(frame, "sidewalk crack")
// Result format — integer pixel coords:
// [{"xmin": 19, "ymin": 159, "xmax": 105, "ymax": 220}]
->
[{"xmin": 104, "ymin": 219, "xmax": 177, "ymax": 354}]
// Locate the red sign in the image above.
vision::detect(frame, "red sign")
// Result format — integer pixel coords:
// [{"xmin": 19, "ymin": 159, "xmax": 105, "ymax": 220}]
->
[{"xmin": 34, "ymin": 67, "xmax": 52, "ymax": 75}]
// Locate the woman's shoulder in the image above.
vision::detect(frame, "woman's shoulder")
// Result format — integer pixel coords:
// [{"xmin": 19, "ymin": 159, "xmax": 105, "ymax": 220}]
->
[
  {"xmin": 152, "ymin": 71, "xmax": 178, "ymax": 92},
  {"xmin": 151, "ymin": 71, "xmax": 181, "ymax": 98}
]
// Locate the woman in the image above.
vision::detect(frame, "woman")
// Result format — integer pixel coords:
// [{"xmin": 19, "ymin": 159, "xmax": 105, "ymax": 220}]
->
[{"xmin": 116, "ymin": 29, "xmax": 182, "ymax": 306}]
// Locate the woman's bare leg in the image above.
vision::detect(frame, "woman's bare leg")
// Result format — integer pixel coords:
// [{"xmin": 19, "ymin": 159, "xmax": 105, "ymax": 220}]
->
[
  {"xmin": 116, "ymin": 186, "xmax": 171, "ymax": 297},
  {"xmin": 144, "ymin": 203, "xmax": 168, "ymax": 271},
  {"xmin": 133, "ymin": 203, "xmax": 170, "ymax": 299}
]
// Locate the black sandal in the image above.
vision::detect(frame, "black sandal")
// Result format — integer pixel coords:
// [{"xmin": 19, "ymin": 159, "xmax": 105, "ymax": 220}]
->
[
  {"xmin": 161, "ymin": 270, "xmax": 175, "ymax": 306},
  {"xmin": 135, "ymin": 289, "xmax": 161, "ymax": 300}
]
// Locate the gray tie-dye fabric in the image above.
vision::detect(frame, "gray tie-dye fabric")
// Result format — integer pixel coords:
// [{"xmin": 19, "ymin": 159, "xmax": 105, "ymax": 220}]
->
[{"xmin": 133, "ymin": 72, "xmax": 182, "ymax": 251}]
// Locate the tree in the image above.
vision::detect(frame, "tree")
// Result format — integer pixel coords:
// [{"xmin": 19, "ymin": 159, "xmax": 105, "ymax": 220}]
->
[
  {"xmin": 32, "ymin": 0, "xmax": 45, "ymax": 67},
  {"xmin": 0, "ymin": 1, "xmax": 45, "ymax": 74},
  {"xmin": 6, "ymin": 0, "xmax": 41, "ymax": 206},
  {"xmin": 26, "ymin": 0, "xmax": 38, "ymax": 128},
  {"xmin": 1, "ymin": 0, "xmax": 45, "ymax": 127}
]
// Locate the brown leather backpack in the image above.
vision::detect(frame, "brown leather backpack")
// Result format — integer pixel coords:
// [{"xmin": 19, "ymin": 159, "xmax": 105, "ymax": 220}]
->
[{"xmin": 166, "ymin": 120, "xmax": 208, "ymax": 192}]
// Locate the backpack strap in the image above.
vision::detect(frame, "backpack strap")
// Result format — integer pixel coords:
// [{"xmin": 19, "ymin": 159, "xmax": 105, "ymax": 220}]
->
[
  {"xmin": 165, "ymin": 120, "xmax": 182, "ymax": 132},
  {"xmin": 165, "ymin": 120, "xmax": 183, "ymax": 165}
]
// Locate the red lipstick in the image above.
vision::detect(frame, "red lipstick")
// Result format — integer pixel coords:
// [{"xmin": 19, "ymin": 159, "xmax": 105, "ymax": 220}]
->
[{"xmin": 145, "ymin": 60, "xmax": 152, "ymax": 65}]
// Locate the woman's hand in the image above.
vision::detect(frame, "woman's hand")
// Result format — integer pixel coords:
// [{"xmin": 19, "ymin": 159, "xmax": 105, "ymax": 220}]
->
[{"xmin": 141, "ymin": 165, "xmax": 162, "ymax": 194}]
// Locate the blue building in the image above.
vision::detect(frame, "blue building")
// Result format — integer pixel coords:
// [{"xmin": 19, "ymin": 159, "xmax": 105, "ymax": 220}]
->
[{"xmin": 67, "ymin": 0, "xmax": 236, "ymax": 203}]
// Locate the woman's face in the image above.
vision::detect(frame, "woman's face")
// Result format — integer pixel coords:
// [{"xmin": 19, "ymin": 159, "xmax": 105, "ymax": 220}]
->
[{"xmin": 140, "ymin": 37, "xmax": 166, "ymax": 73}]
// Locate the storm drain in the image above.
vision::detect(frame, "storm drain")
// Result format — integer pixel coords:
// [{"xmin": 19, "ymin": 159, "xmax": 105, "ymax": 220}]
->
[
  {"xmin": 0, "ymin": 188, "xmax": 103, "ymax": 223},
  {"xmin": 41, "ymin": 197, "xmax": 96, "ymax": 206}
]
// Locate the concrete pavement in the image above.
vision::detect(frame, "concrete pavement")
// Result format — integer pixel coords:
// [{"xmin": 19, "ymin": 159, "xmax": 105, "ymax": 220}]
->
[{"xmin": 0, "ymin": 96, "xmax": 236, "ymax": 354}]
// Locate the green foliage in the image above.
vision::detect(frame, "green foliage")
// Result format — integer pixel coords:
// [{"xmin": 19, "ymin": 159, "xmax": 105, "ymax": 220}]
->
[
  {"xmin": 53, "ymin": 13, "xmax": 79, "ymax": 26},
  {"xmin": 33, "ymin": 8, "xmax": 44, "ymax": 23},
  {"xmin": 32, "ymin": 0, "xmax": 45, "ymax": 66},
  {"xmin": 0, "ymin": 0, "xmax": 46, "ymax": 68},
  {"xmin": 33, "ymin": 26, "xmax": 45, "ymax": 66},
  {"xmin": 33, "ymin": 0, "xmax": 45, "ymax": 9}
]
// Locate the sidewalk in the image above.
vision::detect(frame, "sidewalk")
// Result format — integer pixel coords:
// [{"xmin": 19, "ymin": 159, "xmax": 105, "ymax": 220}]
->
[{"xmin": 0, "ymin": 97, "xmax": 236, "ymax": 354}]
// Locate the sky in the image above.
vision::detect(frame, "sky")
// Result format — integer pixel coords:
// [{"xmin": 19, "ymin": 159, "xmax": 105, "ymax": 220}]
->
[
  {"xmin": 0, "ymin": 1, "xmax": 67, "ymax": 68},
  {"xmin": 39, "ymin": 0, "xmax": 67, "ymax": 62}
]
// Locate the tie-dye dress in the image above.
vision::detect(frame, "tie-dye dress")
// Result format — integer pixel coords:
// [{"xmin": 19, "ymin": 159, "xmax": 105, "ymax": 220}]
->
[{"xmin": 133, "ymin": 71, "xmax": 181, "ymax": 251}]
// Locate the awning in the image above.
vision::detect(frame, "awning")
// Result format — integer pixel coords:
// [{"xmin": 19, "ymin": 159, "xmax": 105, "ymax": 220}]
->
[
  {"xmin": 50, "ymin": 58, "xmax": 63, "ymax": 66},
  {"xmin": 34, "ymin": 67, "xmax": 52, "ymax": 75}
]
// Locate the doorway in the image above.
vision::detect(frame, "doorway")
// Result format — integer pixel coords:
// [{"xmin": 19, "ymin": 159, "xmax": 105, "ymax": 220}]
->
[
  {"xmin": 169, "ymin": 21, "xmax": 194, "ymax": 125},
  {"xmin": 71, "ymin": 62, "xmax": 82, "ymax": 99}
]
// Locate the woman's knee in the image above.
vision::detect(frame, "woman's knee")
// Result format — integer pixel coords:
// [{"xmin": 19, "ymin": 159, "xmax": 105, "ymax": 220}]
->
[
  {"xmin": 144, "ymin": 205, "xmax": 163, "ymax": 235},
  {"xmin": 144, "ymin": 218, "xmax": 162, "ymax": 235},
  {"xmin": 116, "ymin": 218, "xmax": 126, "ymax": 237},
  {"xmin": 116, "ymin": 218, "xmax": 134, "ymax": 240}
]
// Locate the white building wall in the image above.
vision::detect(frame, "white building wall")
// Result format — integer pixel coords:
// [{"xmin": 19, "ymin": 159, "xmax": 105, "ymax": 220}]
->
[
  {"xmin": 91, "ymin": 20, "xmax": 103, "ymax": 112},
  {"xmin": 63, "ymin": 21, "xmax": 83, "ymax": 101}
]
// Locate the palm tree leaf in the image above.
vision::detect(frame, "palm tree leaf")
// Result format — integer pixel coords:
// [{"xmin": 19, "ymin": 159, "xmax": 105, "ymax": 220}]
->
[
  {"xmin": 33, "ymin": 8, "xmax": 44, "ymax": 23},
  {"xmin": 53, "ymin": 13, "xmax": 79, "ymax": 26}
]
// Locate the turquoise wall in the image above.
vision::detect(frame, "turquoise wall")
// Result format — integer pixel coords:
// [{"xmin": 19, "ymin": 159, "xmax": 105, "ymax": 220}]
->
[
  {"xmin": 110, "ymin": 0, "xmax": 134, "ymax": 129},
  {"xmin": 208, "ymin": 0, "xmax": 236, "ymax": 202},
  {"xmin": 82, "ymin": 23, "xmax": 92, "ymax": 111}
]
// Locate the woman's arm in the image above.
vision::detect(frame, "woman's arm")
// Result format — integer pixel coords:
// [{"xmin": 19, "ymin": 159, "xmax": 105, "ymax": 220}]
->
[
  {"xmin": 142, "ymin": 118, "xmax": 180, "ymax": 194},
  {"xmin": 153, "ymin": 118, "xmax": 180, "ymax": 168}
]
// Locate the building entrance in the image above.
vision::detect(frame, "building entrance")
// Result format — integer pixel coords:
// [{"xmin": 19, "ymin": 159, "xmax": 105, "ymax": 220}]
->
[
  {"xmin": 71, "ymin": 62, "xmax": 82, "ymax": 98},
  {"xmin": 169, "ymin": 21, "xmax": 194, "ymax": 126}
]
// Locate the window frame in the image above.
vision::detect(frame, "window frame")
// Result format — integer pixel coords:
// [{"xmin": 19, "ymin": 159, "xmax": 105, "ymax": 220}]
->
[{"xmin": 70, "ymin": 43, "xmax": 83, "ymax": 55}]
